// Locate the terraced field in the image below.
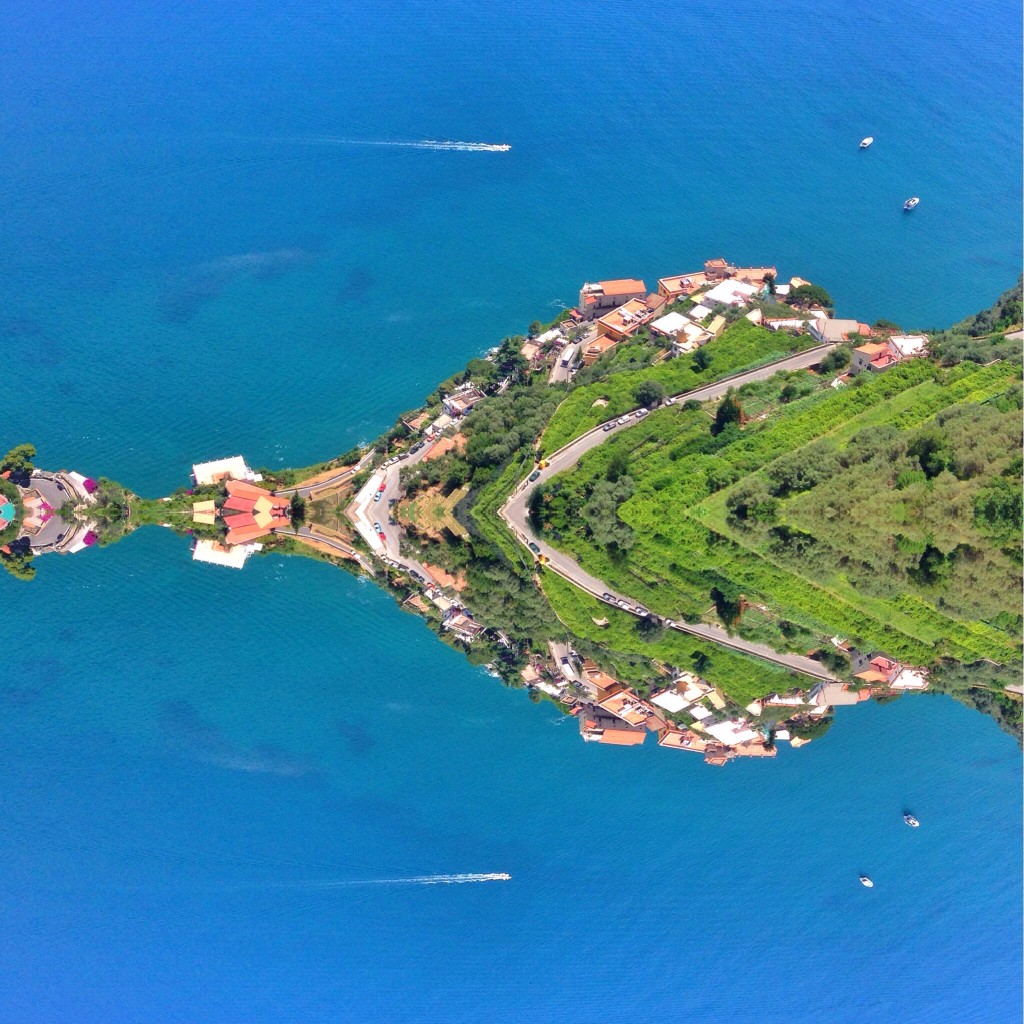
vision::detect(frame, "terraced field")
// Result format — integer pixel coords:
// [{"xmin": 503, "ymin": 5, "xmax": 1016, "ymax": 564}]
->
[{"xmin": 534, "ymin": 358, "xmax": 1022, "ymax": 666}]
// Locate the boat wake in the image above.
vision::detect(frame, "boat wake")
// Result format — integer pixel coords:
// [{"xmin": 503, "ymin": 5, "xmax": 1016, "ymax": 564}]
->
[
  {"xmin": 295, "ymin": 872, "xmax": 511, "ymax": 888},
  {"xmin": 293, "ymin": 136, "xmax": 511, "ymax": 153}
]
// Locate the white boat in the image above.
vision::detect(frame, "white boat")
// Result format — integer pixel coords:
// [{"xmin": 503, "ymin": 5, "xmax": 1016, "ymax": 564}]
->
[
  {"xmin": 859, "ymin": 875, "xmax": 874, "ymax": 888},
  {"xmin": 904, "ymin": 813, "xmax": 920, "ymax": 828},
  {"xmin": 904, "ymin": 196, "xmax": 920, "ymax": 211},
  {"xmin": 860, "ymin": 136, "xmax": 874, "ymax": 148}
]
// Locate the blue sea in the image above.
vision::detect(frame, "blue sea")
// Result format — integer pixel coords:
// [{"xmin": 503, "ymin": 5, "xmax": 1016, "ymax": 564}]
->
[{"xmin": 1, "ymin": 2, "xmax": 1021, "ymax": 1021}]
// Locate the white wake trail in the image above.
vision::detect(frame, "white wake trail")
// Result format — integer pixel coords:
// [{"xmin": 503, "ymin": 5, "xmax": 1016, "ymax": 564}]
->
[
  {"xmin": 296, "ymin": 872, "xmax": 511, "ymax": 888},
  {"xmin": 284, "ymin": 137, "xmax": 511, "ymax": 153}
]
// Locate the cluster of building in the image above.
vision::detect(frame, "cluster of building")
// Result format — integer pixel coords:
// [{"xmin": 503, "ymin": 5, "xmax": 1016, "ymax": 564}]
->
[
  {"xmin": 188, "ymin": 458, "xmax": 295, "ymax": 569},
  {"xmin": 519, "ymin": 637, "xmax": 929, "ymax": 766},
  {"xmin": 403, "ymin": 570, "xmax": 487, "ymax": 644},
  {"xmin": 522, "ymin": 650, "xmax": 778, "ymax": 765},
  {"xmin": 564, "ymin": 259, "xmax": 790, "ymax": 366},
  {"xmin": 523, "ymin": 257, "xmax": 931, "ymax": 378},
  {"xmin": 4, "ymin": 469, "xmax": 100, "ymax": 557}
]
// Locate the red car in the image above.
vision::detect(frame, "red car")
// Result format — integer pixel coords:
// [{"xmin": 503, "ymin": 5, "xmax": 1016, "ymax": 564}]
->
[{"xmin": 378, "ymin": 481, "xmax": 387, "ymax": 492}]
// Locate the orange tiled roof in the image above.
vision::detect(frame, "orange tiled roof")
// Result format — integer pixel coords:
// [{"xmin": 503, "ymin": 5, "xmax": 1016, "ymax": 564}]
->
[
  {"xmin": 599, "ymin": 729, "xmax": 646, "ymax": 746},
  {"xmin": 223, "ymin": 512, "xmax": 256, "ymax": 527},
  {"xmin": 598, "ymin": 278, "xmax": 646, "ymax": 295},
  {"xmin": 225, "ymin": 523, "xmax": 269, "ymax": 545},
  {"xmin": 223, "ymin": 495, "xmax": 257, "ymax": 513}
]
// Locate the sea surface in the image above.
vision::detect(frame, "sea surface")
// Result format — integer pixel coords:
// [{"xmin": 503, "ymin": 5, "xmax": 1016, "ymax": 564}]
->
[{"xmin": 0, "ymin": 2, "xmax": 1021, "ymax": 1021}]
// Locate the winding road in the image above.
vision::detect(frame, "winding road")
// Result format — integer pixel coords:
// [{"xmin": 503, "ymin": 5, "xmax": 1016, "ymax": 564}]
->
[{"xmin": 500, "ymin": 344, "xmax": 839, "ymax": 682}]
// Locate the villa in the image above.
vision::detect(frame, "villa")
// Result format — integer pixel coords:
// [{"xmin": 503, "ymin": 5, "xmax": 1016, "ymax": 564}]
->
[
  {"xmin": 701, "ymin": 278, "xmax": 760, "ymax": 307},
  {"xmin": 191, "ymin": 537, "xmax": 261, "ymax": 569},
  {"xmin": 580, "ymin": 334, "xmax": 619, "ymax": 366},
  {"xmin": 850, "ymin": 334, "xmax": 929, "ymax": 374},
  {"xmin": 578, "ymin": 659, "xmax": 624, "ymax": 702},
  {"xmin": 191, "ymin": 455, "xmax": 262, "ymax": 487},
  {"xmin": 441, "ymin": 386, "xmax": 486, "ymax": 417},
  {"xmin": 442, "ymin": 609, "xmax": 485, "ymax": 643},
  {"xmin": 221, "ymin": 479, "xmax": 292, "ymax": 545},
  {"xmin": 576, "ymin": 278, "xmax": 647, "ymax": 321},
  {"xmin": 854, "ymin": 655, "xmax": 929, "ymax": 690},
  {"xmin": 703, "ymin": 718, "xmax": 760, "ymax": 747},
  {"xmin": 657, "ymin": 271, "xmax": 707, "ymax": 302},
  {"xmin": 594, "ymin": 297, "xmax": 661, "ymax": 342},
  {"xmin": 578, "ymin": 703, "xmax": 647, "ymax": 745},
  {"xmin": 809, "ymin": 318, "xmax": 872, "ymax": 345}
]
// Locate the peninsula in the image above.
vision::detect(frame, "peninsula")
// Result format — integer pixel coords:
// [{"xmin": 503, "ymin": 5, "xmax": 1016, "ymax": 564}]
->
[{"xmin": 4, "ymin": 261, "xmax": 1021, "ymax": 763}]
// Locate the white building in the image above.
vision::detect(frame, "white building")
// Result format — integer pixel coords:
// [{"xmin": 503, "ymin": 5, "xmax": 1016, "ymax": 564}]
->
[
  {"xmin": 651, "ymin": 690, "xmax": 689, "ymax": 714},
  {"xmin": 701, "ymin": 279, "xmax": 759, "ymax": 307},
  {"xmin": 191, "ymin": 455, "xmax": 262, "ymax": 487},
  {"xmin": 888, "ymin": 334, "xmax": 929, "ymax": 359},
  {"xmin": 890, "ymin": 667, "xmax": 929, "ymax": 690},
  {"xmin": 192, "ymin": 537, "xmax": 262, "ymax": 569},
  {"xmin": 704, "ymin": 719, "xmax": 759, "ymax": 747},
  {"xmin": 650, "ymin": 311, "xmax": 691, "ymax": 338}
]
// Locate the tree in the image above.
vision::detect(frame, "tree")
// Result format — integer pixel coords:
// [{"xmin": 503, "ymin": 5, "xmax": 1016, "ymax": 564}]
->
[
  {"xmin": 634, "ymin": 379, "xmax": 666, "ymax": 409},
  {"xmin": 1, "ymin": 444, "xmax": 36, "ymax": 475},
  {"xmin": 528, "ymin": 320, "xmax": 543, "ymax": 337},
  {"xmin": 710, "ymin": 585, "xmax": 742, "ymax": 629},
  {"xmin": 606, "ymin": 447, "xmax": 630, "ymax": 483},
  {"xmin": 635, "ymin": 615, "xmax": 664, "ymax": 642},
  {"xmin": 873, "ymin": 318, "xmax": 902, "ymax": 332},
  {"xmin": 289, "ymin": 494, "xmax": 307, "ymax": 524},
  {"xmin": 819, "ymin": 346, "xmax": 851, "ymax": 373},
  {"xmin": 693, "ymin": 346, "xmax": 713, "ymax": 371},
  {"xmin": 907, "ymin": 428, "xmax": 948, "ymax": 479},
  {"xmin": 763, "ymin": 272, "xmax": 777, "ymax": 296},
  {"xmin": 789, "ymin": 716, "xmax": 834, "ymax": 741},
  {"xmin": 711, "ymin": 389, "xmax": 742, "ymax": 436},
  {"xmin": 788, "ymin": 283, "xmax": 833, "ymax": 309}
]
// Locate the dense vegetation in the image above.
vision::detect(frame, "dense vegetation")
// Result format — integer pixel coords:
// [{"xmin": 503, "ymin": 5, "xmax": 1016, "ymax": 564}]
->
[
  {"xmin": 533, "ymin": 357, "xmax": 1022, "ymax": 670},
  {"xmin": 928, "ymin": 276, "xmax": 1022, "ymax": 366}
]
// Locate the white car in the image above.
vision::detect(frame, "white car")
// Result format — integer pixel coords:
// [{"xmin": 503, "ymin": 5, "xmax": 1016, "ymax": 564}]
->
[
  {"xmin": 635, "ymin": 408, "xmax": 649, "ymax": 418},
  {"xmin": 617, "ymin": 415, "xmax": 631, "ymax": 425}
]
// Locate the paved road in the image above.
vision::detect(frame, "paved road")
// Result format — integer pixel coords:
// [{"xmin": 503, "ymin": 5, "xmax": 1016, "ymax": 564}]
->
[
  {"xmin": 277, "ymin": 450, "xmax": 376, "ymax": 499},
  {"xmin": 500, "ymin": 345, "xmax": 838, "ymax": 682},
  {"xmin": 276, "ymin": 525, "xmax": 376, "ymax": 574},
  {"xmin": 346, "ymin": 439, "xmax": 437, "ymax": 583}
]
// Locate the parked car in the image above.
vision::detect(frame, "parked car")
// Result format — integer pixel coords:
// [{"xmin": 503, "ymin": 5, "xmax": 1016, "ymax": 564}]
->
[
  {"xmin": 602, "ymin": 422, "xmax": 615, "ymax": 432},
  {"xmin": 635, "ymin": 408, "xmax": 649, "ymax": 419},
  {"xmin": 411, "ymin": 441, "xmax": 425, "ymax": 453},
  {"xmin": 378, "ymin": 481, "xmax": 387, "ymax": 492},
  {"xmin": 528, "ymin": 470, "xmax": 541, "ymax": 482},
  {"xmin": 528, "ymin": 542, "xmax": 540, "ymax": 554},
  {"xmin": 373, "ymin": 522, "xmax": 383, "ymax": 533},
  {"xmin": 616, "ymin": 599, "xmax": 630, "ymax": 609},
  {"xmin": 617, "ymin": 415, "xmax": 631, "ymax": 425},
  {"xmin": 601, "ymin": 592, "xmax": 615, "ymax": 602},
  {"xmin": 373, "ymin": 491, "xmax": 382, "ymax": 502}
]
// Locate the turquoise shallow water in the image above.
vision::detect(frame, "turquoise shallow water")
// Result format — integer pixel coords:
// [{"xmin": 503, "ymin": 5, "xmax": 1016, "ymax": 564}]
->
[{"xmin": 1, "ymin": 1, "xmax": 1021, "ymax": 1020}]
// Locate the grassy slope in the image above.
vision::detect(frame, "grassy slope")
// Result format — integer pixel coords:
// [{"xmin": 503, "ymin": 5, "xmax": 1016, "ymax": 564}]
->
[
  {"xmin": 539, "ymin": 568, "xmax": 802, "ymax": 708},
  {"xmin": 540, "ymin": 321, "xmax": 815, "ymax": 456},
  {"xmin": 541, "ymin": 360, "xmax": 1020, "ymax": 665}
]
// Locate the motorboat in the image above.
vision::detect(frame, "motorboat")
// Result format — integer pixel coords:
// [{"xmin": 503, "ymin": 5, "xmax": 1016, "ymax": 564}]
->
[
  {"xmin": 860, "ymin": 136, "xmax": 874, "ymax": 148},
  {"xmin": 859, "ymin": 875, "xmax": 874, "ymax": 888},
  {"xmin": 904, "ymin": 196, "xmax": 920, "ymax": 211},
  {"xmin": 904, "ymin": 813, "xmax": 920, "ymax": 828}
]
